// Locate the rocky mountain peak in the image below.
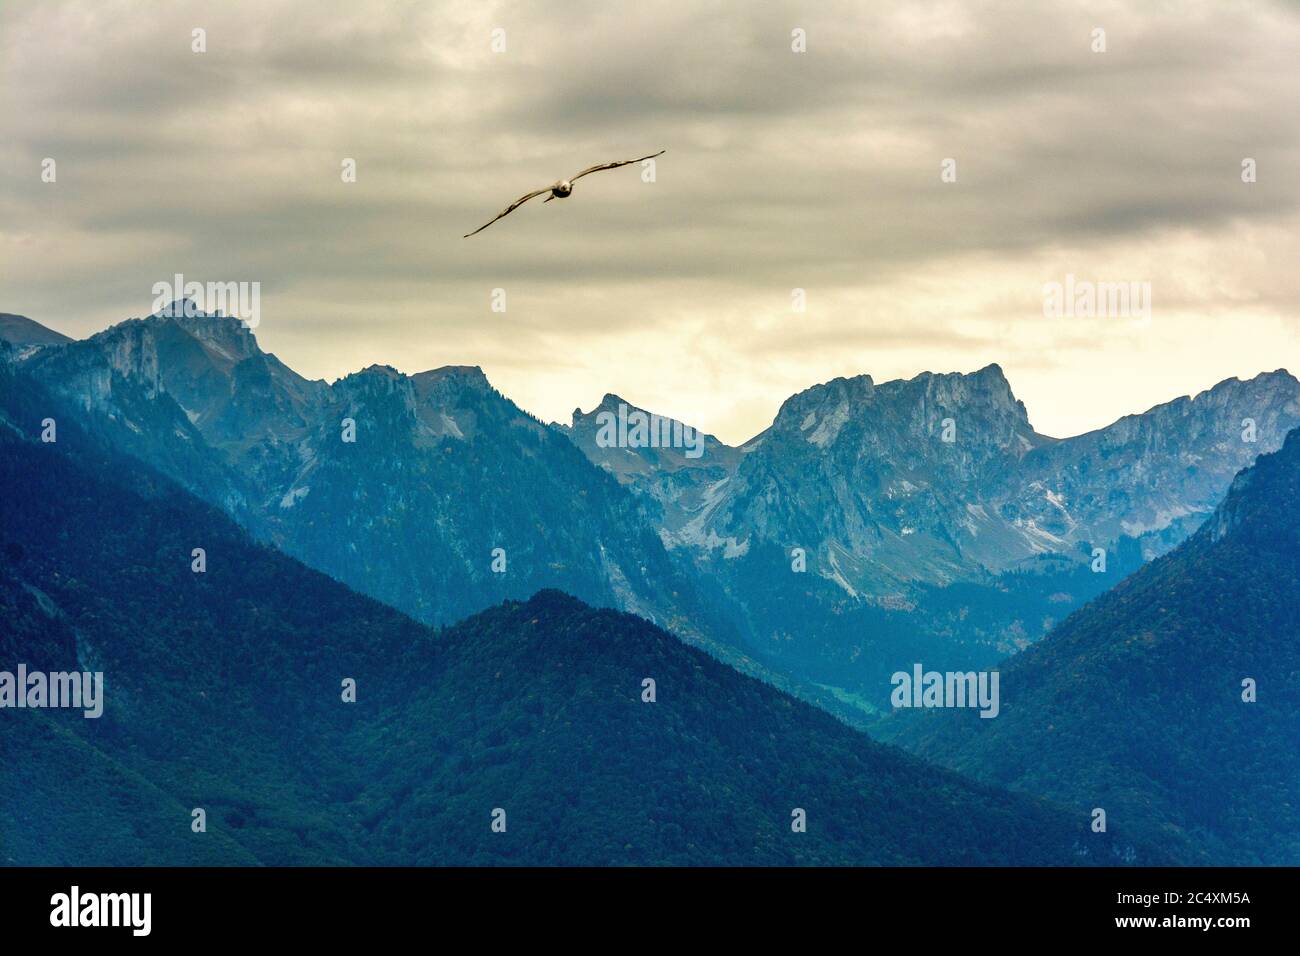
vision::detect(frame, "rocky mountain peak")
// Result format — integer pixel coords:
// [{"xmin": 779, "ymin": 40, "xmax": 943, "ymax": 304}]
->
[
  {"xmin": 909, "ymin": 363, "xmax": 1030, "ymax": 426},
  {"xmin": 411, "ymin": 365, "xmax": 495, "ymax": 406},
  {"xmin": 162, "ymin": 309, "xmax": 260, "ymax": 361},
  {"xmin": 770, "ymin": 373, "xmax": 875, "ymax": 435},
  {"xmin": 332, "ymin": 365, "xmax": 418, "ymax": 413}
]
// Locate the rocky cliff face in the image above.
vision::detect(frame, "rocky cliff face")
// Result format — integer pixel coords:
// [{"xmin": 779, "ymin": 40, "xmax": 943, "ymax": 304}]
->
[
  {"xmin": 570, "ymin": 364, "xmax": 1299, "ymax": 596},
  {"xmin": 692, "ymin": 365, "xmax": 1052, "ymax": 592},
  {"xmin": 564, "ymin": 393, "xmax": 741, "ymax": 539},
  {"xmin": 1000, "ymin": 371, "xmax": 1300, "ymax": 560}
]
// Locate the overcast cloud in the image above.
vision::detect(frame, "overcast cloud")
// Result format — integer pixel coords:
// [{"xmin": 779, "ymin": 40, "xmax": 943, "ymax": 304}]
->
[{"xmin": 2, "ymin": 0, "xmax": 1298, "ymax": 442}]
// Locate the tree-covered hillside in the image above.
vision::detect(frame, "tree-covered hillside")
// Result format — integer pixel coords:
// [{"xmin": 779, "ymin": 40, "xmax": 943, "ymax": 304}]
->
[{"xmin": 891, "ymin": 430, "xmax": 1300, "ymax": 865}]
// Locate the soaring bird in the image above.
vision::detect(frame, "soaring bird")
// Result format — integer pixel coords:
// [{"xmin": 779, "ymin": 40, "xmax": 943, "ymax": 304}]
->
[{"xmin": 463, "ymin": 150, "xmax": 665, "ymax": 237}]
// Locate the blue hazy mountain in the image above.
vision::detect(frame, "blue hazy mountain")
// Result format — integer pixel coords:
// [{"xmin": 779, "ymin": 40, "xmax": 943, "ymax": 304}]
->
[
  {"xmin": 0, "ymin": 369, "xmax": 1160, "ymax": 865},
  {"xmin": 0, "ymin": 313, "xmax": 73, "ymax": 350},
  {"xmin": 568, "ymin": 365, "xmax": 1300, "ymax": 714},
  {"xmin": 885, "ymin": 427, "xmax": 1300, "ymax": 865},
  {"xmin": 4, "ymin": 311, "xmax": 740, "ymax": 659}
]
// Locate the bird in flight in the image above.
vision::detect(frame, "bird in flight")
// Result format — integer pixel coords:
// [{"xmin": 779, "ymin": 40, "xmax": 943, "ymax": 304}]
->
[{"xmin": 463, "ymin": 150, "xmax": 665, "ymax": 237}]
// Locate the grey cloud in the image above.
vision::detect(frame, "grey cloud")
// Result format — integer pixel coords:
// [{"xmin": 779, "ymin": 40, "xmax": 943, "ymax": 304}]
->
[{"xmin": 1, "ymin": 0, "xmax": 1298, "ymax": 442}]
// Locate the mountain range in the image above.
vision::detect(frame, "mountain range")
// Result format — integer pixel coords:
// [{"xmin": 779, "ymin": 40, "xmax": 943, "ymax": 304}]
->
[
  {"xmin": 8, "ymin": 311, "xmax": 735, "ymax": 648},
  {"xmin": 569, "ymin": 365, "xmax": 1300, "ymax": 713},
  {"xmin": 4, "ymin": 308, "xmax": 1298, "ymax": 718},
  {"xmin": 0, "ymin": 365, "xmax": 1154, "ymax": 864},
  {"xmin": 3, "ymin": 307, "xmax": 1296, "ymax": 866}
]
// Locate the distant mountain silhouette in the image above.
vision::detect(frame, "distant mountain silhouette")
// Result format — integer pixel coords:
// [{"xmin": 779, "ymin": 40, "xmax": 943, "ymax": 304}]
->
[{"xmin": 0, "ymin": 313, "xmax": 73, "ymax": 348}]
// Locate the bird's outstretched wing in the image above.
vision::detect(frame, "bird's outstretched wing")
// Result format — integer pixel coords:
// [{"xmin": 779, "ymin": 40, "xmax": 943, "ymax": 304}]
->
[
  {"xmin": 463, "ymin": 187, "xmax": 552, "ymax": 237},
  {"xmin": 568, "ymin": 149, "xmax": 666, "ymax": 183}
]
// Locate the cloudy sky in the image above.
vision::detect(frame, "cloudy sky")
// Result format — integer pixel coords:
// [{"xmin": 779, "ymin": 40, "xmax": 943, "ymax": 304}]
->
[{"xmin": 2, "ymin": 0, "xmax": 1298, "ymax": 443}]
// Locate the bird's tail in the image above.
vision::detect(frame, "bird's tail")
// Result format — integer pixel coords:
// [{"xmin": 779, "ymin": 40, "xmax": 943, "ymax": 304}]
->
[{"xmin": 543, "ymin": 194, "xmax": 555, "ymax": 202}]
